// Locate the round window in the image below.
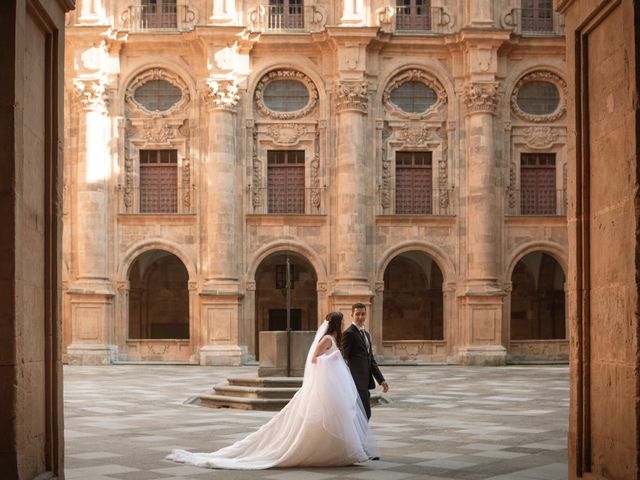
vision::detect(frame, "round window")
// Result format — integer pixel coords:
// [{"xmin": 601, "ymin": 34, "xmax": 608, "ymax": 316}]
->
[
  {"xmin": 133, "ymin": 79, "xmax": 182, "ymax": 112},
  {"xmin": 263, "ymin": 79, "xmax": 310, "ymax": 112},
  {"xmin": 516, "ymin": 81, "xmax": 560, "ymax": 116},
  {"xmin": 389, "ymin": 81, "xmax": 438, "ymax": 113}
]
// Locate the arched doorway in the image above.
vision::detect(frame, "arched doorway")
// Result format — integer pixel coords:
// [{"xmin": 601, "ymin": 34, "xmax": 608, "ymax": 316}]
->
[
  {"xmin": 510, "ymin": 251, "xmax": 566, "ymax": 341},
  {"xmin": 126, "ymin": 249, "xmax": 192, "ymax": 361},
  {"xmin": 254, "ymin": 251, "xmax": 318, "ymax": 359},
  {"xmin": 382, "ymin": 251, "xmax": 444, "ymax": 341}
]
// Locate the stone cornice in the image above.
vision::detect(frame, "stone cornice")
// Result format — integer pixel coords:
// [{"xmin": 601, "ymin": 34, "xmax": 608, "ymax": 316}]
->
[
  {"xmin": 204, "ymin": 78, "xmax": 239, "ymax": 112},
  {"xmin": 463, "ymin": 82, "xmax": 500, "ymax": 115},
  {"xmin": 334, "ymin": 81, "xmax": 368, "ymax": 113}
]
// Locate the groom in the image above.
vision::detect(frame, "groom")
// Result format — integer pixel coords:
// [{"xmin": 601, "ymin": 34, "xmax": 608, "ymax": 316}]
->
[{"xmin": 342, "ymin": 302, "xmax": 389, "ymax": 421}]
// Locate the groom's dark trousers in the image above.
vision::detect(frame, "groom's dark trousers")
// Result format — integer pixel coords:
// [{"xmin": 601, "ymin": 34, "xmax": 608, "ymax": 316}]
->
[{"xmin": 342, "ymin": 324, "xmax": 385, "ymax": 420}]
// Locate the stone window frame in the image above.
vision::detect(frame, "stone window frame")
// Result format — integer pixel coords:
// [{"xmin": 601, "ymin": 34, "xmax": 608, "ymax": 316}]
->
[
  {"xmin": 254, "ymin": 69, "xmax": 319, "ymax": 120},
  {"xmin": 382, "ymin": 69, "xmax": 447, "ymax": 120},
  {"xmin": 125, "ymin": 68, "xmax": 191, "ymax": 116},
  {"xmin": 510, "ymin": 70, "xmax": 567, "ymax": 123}
]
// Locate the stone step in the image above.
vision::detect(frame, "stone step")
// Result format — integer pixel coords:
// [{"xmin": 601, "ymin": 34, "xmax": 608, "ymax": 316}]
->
[
  {"xmin": 226, "ymin": 376, "xmax": 303, "ymax": 388},
  {"xmin": 198, "ymin": 394, "xmax": 289, "ymax": 411},
  {"xmin": 213, "ymin": 383, "xmax": 298, "ymax": 399}
]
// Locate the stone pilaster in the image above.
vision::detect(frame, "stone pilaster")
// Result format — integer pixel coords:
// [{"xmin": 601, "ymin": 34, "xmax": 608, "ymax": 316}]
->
[
  {"xmin": 66, "ymin": 77, "xmax": 116, "ymax": 364},
  {"xmin": 459, "ymin": 81, "xmax": 506, "ymax": 365},
  {"xmin": 199, "ymin": 77, "xmax": 245, "ymax": 365},
  {"xmin": 332, "ymin": 81, "xmax": 372, "ymax": 304}
]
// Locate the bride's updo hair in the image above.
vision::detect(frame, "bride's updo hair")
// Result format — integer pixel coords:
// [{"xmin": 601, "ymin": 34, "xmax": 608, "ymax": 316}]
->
[{"xmin": 325, "ymin": 311, "xmax": 344, "ymax": 351}]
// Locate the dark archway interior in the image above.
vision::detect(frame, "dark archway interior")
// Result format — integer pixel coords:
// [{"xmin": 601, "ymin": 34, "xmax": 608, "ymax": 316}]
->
[
  {"xmin": 128, "ymin": 249, "xmax": 189, "ymax": 339},
  {"xmin": 254, "ymin": 251, "xmax": 318, "ymax": 358},
  {"xmin": 511, "ymin": 251, "xmax": 566, "ymax": 340},
  {"xmin": 383, "ymin": 251, "xmax": 444, "ymax": 340}
]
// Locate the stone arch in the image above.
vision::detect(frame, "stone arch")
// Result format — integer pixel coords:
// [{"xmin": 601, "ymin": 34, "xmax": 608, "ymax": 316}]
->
[
  {"xmin": 505, "ymin": 240, "xmax": 567, "ymax": 283},
  {"xmin": 376, "ymin": 241, "xmax": 456, "ymax": 286},
  {"xmin": 118, "ymin": 239, "xmax": 196, "ymax": 283},
  {"xmin": 247, "ymin": 240, "xmax": 327, "ymax": 285}
]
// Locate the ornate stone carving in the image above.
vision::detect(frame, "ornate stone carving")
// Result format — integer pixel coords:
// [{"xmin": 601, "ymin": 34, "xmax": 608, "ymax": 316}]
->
[
  {"xmin": 511, "ymin": 71, "xmax": 567, "ymax": 123},
  {"xmin": 464, "ymin": 82, "xmax": 500, "ymax": 115},
  {"xmin": 310, "ymin": 130, "xmax": 322, "ymax": 210},
  {"xmin": 124, "ymin": 152, "xmax": 134, "ymax": 210},
  {"xmin": 74, "ymin": 78, "xmax": 109, "ymax": 112},
  {"xmin": 125, "ymin": 68, "xmax": 190, "ymax": 115},
  {"xmin": 266, "ymin": 124, "xmax": 307, "ymax": 145},
  {"xmin": 395, "ymin": 123, "xmax": 441, "ymax": 146},
  {"xmin": 251, "ymin": 127, "xmax": 262, "ymax": 209},
  {"xmin": 334, "ymin": 81, "xmax": 368, "ymax": 113},
  {"xmin": 204, "ymin": 78, "xmax": 239, "ymax": 111},
  {"xmin": 438, "ymin": 125, "xmax": 449, "ymax": 209},
  {"xmin": 255, "ymin": 69, "xmax": 318, "ymax": 120},
  {"xmin": 507, "ymin": 163, "xmax": 517, "ymax": 210},
  {"xmin": 523, "ymin": 126, "xmax": 561, "ymax": 149},
  {"xmin": 563, "ymin": 163, "xmax": 568, "ymax": 212},
  {"xmin": 382, "ymin": 69, "xmax": 447, "ymax": 119},
  {"xmin": 380, "ymin": 128, "xmax": 391, "ymax": 210},
  {"xmin": 142, "ymin": 119, "xmax": 175, "ymax": 144},
  {"xmin": 182, "ymin": 157, "xmax": 191, "ymax": 210}
]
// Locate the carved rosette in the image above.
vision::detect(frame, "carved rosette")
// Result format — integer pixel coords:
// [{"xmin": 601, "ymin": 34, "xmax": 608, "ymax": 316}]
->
[
  {"xmin": 204, "ymin": 78, "xmax": 240, "ymax": 112},
  {"xmin": 255, "ymin": 69, "xmax": 318, "ymax": 120},
  {"xmin": 182, "ymin": 157, "xmax": 191, "ymax": 210},
  {"xmin": 266, "ymin": 124, "xmax": 307, "ymax": 145},
  {"xmin": 334, "ymin": 81, "xmax": 368, "ymax": 113},
  {"xmin": 125, "ymin": 68, "xmax": 190, "ymax": 115},
  {"xmin": 251, "ymin": 127, "xmax": 262, "ymax": 209},
  {"xmin": 463, "ymin": 82, "xmax": 500, "ymax": 115},
  {"xmin": 311, "ymin": 130, "xmax": 321, "ymax": 210},
  {"xmin": 522, "ymin": 126, "xmax": 561, "ymax": 149},
  {"xmin": 511, "ymin": 71, "xmax": 567, "ymax": 123},
  {"xmin": 74, "ymin": 78, "xmax": 109, "ymax": 112},
  {"xmin": 382, "ymin": 69, "xmax": 447, "ymax": 119}
]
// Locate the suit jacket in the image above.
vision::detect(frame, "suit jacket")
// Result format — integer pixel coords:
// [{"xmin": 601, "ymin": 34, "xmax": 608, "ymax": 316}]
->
[{"xmin": 341, "ymin": 324, "xmax": 385, "ymax": 391}]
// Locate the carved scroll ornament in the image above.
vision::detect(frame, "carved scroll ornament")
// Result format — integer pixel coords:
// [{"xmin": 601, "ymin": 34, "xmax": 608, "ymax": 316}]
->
[
  {"xmin": 464, "ymin": 82, "xmax": 500, "ymax": 115},
  {"xmin": 334, "ymin": 81, "xmax": 368, "ymax": 113}
]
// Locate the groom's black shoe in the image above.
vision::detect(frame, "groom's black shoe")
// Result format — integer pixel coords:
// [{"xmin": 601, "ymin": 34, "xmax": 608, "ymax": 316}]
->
[{"xmin": 370, "ymin": 456, "xmax": 380, "ymax": 461}]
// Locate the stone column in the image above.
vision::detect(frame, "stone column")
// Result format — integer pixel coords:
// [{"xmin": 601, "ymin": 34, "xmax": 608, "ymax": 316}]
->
[
  {"xmin": 199, "ymin": 78, "xmax": 246, "ymax": 365},
  {"xmin": 66, "ymin": 77, "xmax": 116, "ymax": 365},
  {"xmin": 458, "ymin": 82, "xmax": 506, "ymax": 366},
  {"xmin": 331, "ymin": 81, "xmax": 372, "ymax": 314}
]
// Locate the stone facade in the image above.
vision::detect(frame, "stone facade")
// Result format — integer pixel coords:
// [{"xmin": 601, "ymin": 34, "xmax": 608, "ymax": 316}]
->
[
  {"xmin": 63, "ymin": 0, "xmax": 570, "ymax": 366},
  {"xmin": 557, "ymin": 0, "xmax": 640, "ymax": 478}
]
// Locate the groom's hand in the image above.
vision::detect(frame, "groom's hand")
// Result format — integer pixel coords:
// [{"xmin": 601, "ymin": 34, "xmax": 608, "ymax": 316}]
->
[{"xmin": 381, "ymin": 381, "xmax": 389, "ymax": 393}]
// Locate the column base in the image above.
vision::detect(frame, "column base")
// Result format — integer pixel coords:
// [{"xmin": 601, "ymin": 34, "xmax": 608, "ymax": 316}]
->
[
  {"xmin": 200, "ymin": 345, "xmax": 248, "ymax": 366},
  {"xmin": 458, "ymin": 345, "xmax": 507, "ymax": 366},
  {"xmin": 65, "ymin": 344, "xmax": 117, "ymax": 365}
]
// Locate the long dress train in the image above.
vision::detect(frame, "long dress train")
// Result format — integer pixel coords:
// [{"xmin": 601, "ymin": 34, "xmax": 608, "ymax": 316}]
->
[{"xmin": 166, "ymin": 321, "xmax": 378, "ymax": 469}]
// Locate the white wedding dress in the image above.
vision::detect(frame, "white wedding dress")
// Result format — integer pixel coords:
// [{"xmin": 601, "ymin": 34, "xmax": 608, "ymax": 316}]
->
[{"xmin": 166, "ymin": 321, "xmax": 378, "ymax": 469}]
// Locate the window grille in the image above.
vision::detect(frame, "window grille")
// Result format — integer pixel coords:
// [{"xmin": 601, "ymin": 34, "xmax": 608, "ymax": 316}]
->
[
  {"xmin": 133, "ymin": 80, "xmax": 182, "ymax": 112},
  {"xmin": 521, "ymin": 0, "xmax": 553, "ymax": 33},
  {"xmin": 517, "ymin": 81, "xmax": 560, "ymax": 115},
  {"xmin": 268, "ymin": 0, "xmax": 304, "ymax": 29},
  {"xmin": 395, "ymin": 151, "xmax": 432, "ymax": 214},
  {"xmin": 389, "ymin": 81, "xmax": 438, "ymax": 113},
  {"xmin": 395, "ymin": 0, "xmax": 431, "ymax": 30},
  {"xmin": 141, "ymin": 0, "xmax": 178, "ymax": 29},
  {"xmin": 268, "ymin": 150, "xmax": 305, "ymax": 214},
  {"xmin": 520, "ymin": 153, "xmax": 556, "ymax": 215},
  {"xmin": 140, "ymin": 149, "xmax": 178, "ymax": 213},
  {"xmin": 263, "ymin": 80, "xmax": 309, "ymax": 112}
]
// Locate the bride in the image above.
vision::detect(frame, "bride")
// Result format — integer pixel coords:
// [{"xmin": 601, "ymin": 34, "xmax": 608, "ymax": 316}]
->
[{"xmin": 166, "ymin": 311, "xmax": 378, "ymax": 469}]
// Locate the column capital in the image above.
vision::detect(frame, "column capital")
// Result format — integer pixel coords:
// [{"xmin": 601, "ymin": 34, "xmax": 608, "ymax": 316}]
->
[
  {"xmin": 463, "ymin": 82, "xmax": 500, "ymax": 115},
  {"xmin": 334, "ymin": 81, "xmax": 368, "ymax": 113},
  {"xmin": 203, "ymin": 77, "xmax": 240, "ymax": 112},
  {"xmin": 73, "ymin": 77, "xmax": 109, "ymax": 112}
]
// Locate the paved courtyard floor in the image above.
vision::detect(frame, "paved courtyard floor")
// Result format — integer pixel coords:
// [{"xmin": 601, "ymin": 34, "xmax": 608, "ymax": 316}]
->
[{"xmin": 64, "ymin": 365, "xmax": 568, "ymax": 480}]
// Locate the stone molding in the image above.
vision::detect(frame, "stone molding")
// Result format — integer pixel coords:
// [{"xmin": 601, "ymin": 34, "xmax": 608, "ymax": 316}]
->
[
  {"xmin": 382, "ymin": 69, "xmax": 447, "ymax": 119},
  {"xmin": 334, "ymin": 81, "xmax": 368, "ymax": 113},
  {"xmin": 510, "ymin": 71, "xmax": 567, "ymax": 123},
  {"xmin": 311, "ymin": 129, "xmax": 322, "ymax": 210},
  {"xmin": 204, "ymin": 78, "xmax": 240, "ymax": 112},
  {"xmin": 463, "ymin": 82, "xmax": 500, "ymax": 115},
  {"xmin": 522, "ymin": 126, "xmax": 561, "ymax": 149},
  {"xmin": 265, "ymin": 123, "xmax": 307, "ymax": 146},
  {"xmin": 125, "ymin": 68, "xmax": 190, "ymax": 116},
  {"xmin": 74, "ymin": 77, "xmax": 109, "ymax": 112},
  {"xmin": 254, "ymin": 69, "xmax": 319, "ymax": 120},
  {"xmin": 250, "ymin": 126, "xmax": 262, "ymax": 209}
]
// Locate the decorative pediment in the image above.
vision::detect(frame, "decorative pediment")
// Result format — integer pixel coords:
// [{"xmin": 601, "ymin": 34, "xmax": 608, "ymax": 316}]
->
[
  {"xmin": 391, "ymin": 122, "xmax": 442, "ymax": 147},
  {"xmin": 522, "ymin": 126, "xmax": 561, "ymax": 149},
  {"xmin": 265, "ymin": 124, "xmax": 308, "ymax": 146}
]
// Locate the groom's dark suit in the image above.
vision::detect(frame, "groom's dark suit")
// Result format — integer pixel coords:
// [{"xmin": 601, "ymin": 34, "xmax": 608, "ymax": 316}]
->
[{"xmin": 342, "ymin": 324, "xmax": 385, "ymax": 419}]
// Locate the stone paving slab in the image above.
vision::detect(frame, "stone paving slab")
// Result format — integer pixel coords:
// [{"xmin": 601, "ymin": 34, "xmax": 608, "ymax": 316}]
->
[{"xmin": 64, "ymin": 365, "xmax": 568, "ymax": 480}]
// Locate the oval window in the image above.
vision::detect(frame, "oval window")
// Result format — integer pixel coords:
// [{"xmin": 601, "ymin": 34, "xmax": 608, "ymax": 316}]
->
[
  {"xmin": 516, "ymin": 81, "xmax": 560, "ymax": 116},
  {"xmin": 389, "ymin": 81, "xmax": 438, "ymax": 113},
  {"xmin": 263, "ymin": 79, "xmax": 309, "ymax": 112},
  {"xmin": 133, "ymin": 79, "xmax": 182, "ymax": 112}
]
